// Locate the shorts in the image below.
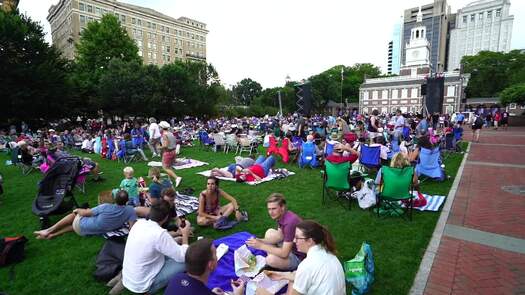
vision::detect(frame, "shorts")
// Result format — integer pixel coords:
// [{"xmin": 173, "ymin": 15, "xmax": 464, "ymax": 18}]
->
[
  {"xmin": 162, "ymin": 150, "xmax": 177, "ymax": 167},
  {"xmin": 72, "ymin": 214, "xmax": 82, "ymax": 235},
  {"xmin": 286, "ymin": 252, "xmax": 302, "ymax": 271}
]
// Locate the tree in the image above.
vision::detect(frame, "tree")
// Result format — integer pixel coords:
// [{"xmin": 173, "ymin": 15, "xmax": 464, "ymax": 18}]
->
[
  {"xmin": 500, "ymin": 83, "xmax": 525, "ymax": 106},
  {"xmin": 72, "ymin": 14, "xmax": 141, "ymax": 113},
  {"xmin": 0, "ymin": 9, "xmax": 70, "ymax": 125},
  {"xmin": 462, "ymin": 50, "xmax": 525, "ymax": 98},
  {"xmin": 233, "ymin": 78, "xmax": 262, "ymax": 105}
]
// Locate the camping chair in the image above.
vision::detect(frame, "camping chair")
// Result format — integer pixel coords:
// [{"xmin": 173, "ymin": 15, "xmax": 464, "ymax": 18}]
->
[
  {"xmin": 12, "ymin": 147, "xmax": 36, "ymax": 175},
  {"xmin": 321, "ymin": 161, "xmax": 352, "ymax": 210},
  {"xmin": 117, "ymin": 141, "xmax": 140, "ymax": 164},
  {"xmin": 376, "ymin": 166, "xmax": 415, "ymax": 220},
  {"xmin": 211, "ymin": 133, "xmax": 226, "ymax": 152},
  {"xmin": 416, "ymin": 147, "xmax": 445, "ymax": 182},
  {"xmin": 359, "ymin": 145, "xmax": 381, "ymax": 172},
  {"xmin": 299, "ymin": 141, "xmax": 318, "ymax": 168},
  {"xmin": 198, "ymin": 131, "xmax": 214, "ymax": 150},
  {"xmin": 237, "ymin": 136, "xmax": 257, "ymax": 156},
  {"xmin": 224, "ymin": 134, "xmax": 238, "ymax": 153}
]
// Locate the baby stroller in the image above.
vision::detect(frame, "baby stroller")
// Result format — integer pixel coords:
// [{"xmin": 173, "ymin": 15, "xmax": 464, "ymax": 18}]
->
[{"xmin": 32, "ymin": 156, "xmax": 82, "ymax": 229}]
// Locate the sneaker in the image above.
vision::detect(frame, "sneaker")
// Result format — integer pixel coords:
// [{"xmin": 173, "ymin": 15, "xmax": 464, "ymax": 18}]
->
[
  {"xmin": 239, "ymin": 210, "xmax": 249, "ymax": 222},
  {"xmin": 175, "ymin": 177, "xmax": 182, "ymax": 187}
]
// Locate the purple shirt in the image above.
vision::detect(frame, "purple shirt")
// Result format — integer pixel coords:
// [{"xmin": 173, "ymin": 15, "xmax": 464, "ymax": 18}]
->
[
  {"xmin": 278, "ymin": 210, "xmax": 306, "ymax": 260},
  {"xmin": 165, "ymin": 273, "xmax": 214, "ymax": 295}
]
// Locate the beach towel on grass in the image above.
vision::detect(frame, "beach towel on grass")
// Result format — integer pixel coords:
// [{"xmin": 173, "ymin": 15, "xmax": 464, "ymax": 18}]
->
[
  {"xmin": 208, "ymin": 232, "xmax": 267, "ymax": 292},
  {"xmin": 148, "ymin": 158, "xmax": 208, "ymax": 170},
  {"xmin": 412, "ymin": 192, "xmax": 446, "ymax": 211},
  {"xmin": 197, "ymin": 168, "xmax": 295, "ymax": 185}
]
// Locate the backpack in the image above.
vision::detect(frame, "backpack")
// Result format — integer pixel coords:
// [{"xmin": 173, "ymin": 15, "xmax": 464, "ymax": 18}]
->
[
  {"xmin": 473, "ymin": 117, "xmax": 483, "ymax": 128},
  {"xmin": 0, "ymin": 236, "xmax": 28, "ymax": 267}
]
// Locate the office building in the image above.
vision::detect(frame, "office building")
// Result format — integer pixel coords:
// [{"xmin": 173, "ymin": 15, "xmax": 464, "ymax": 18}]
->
[
  {"xmin": 387, "ymin": 41, "xmax": 393, "ymax": 74},
  {"xmin": 388, "ymin": 17, "xmax": 403, "ymax": 75},
  {"xmin": 448, "ymin": 0, "xmax": 514, "ymax": 71},
  {"xmin": 0, "ymin": 0, "xmax": 19, "ymax": 12},
  {"xmin": 402, "ymin": 0, "xmax": 450, "ymax": 73},
  {"xmin": 47, "ymin": 0, "xmax": 208, "ymax": 65}
]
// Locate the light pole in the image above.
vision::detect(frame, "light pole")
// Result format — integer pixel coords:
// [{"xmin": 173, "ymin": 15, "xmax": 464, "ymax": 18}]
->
[{"xmin": 340, "ymin": 66, "xmax": 344, "ymax": 113}]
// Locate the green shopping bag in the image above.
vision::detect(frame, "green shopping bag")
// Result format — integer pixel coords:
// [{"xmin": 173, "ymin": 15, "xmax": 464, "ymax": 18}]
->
[{"xmin": 344, "ymin": 242, "xmax": 374, "ymax": 295}]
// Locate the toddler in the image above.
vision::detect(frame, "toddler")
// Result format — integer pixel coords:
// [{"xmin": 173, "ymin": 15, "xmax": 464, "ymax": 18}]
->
[{"xmin": 120, "ymin": 166, "xmax": 139, "ymax": 206}]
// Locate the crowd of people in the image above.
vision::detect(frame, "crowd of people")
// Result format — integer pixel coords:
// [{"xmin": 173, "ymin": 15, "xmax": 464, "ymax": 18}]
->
[{"xmin": 0, "ymin": 106, "xmax": 505, "ymax": 295}]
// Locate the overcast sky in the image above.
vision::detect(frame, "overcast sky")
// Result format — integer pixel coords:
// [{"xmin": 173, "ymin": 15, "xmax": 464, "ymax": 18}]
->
[{"xmin": 19, "ymin": 0, "xmax": 525, "ymax": 88}]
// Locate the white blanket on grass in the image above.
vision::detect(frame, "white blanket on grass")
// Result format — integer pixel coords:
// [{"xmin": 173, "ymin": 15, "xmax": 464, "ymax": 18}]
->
[
  {"xmin": 197, "ymin": 168, "xmax": 295, "ymax": 185},
  {"xmin": 148, "ymin": 158, "xmax": 208, "ymax": 170}
]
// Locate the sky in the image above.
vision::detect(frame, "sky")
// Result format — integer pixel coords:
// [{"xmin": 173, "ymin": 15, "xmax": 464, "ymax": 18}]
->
[{"xmin": 18, "ymin": 0, "xmax": 525, "ymax": 89}]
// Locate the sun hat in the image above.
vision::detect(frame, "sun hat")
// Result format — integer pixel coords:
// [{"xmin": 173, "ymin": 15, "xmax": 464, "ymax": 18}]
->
[{"xmin": 158, "ymin": 121, "xmax": 170, "ymax": 129}]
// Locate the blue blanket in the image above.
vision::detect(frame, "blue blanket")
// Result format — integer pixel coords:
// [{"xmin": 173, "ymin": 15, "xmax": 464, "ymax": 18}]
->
[{"xmin": 208, "ymin": 232, "xmax": 267, "ymax": 291}]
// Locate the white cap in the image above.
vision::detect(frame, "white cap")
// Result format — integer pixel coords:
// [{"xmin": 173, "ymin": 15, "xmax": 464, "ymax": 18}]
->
[{"xmin": 159, "ymin": 121, "xmax": 170, "ymax": 129}]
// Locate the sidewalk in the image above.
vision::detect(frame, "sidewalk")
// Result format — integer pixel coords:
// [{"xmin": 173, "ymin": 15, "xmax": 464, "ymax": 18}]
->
[{"xmin": 413, "ymin": 126, "xmax": 525, "ymax": 295}]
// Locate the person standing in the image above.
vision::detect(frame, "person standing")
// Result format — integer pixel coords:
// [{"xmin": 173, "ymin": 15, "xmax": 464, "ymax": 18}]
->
[
  {"xmin": 148, "ymin": 117, "xmax": 161, "ymax": 157},
  {"xmin": 493, "ymin": 111, "xmax": 501, "ymax": 130},
  {"xmin": 159, "ymin": 121, "xmax": 182, "ymax": 187},
  {"xmin": 472, "ymin": 114, "xmax": 484, "ymax": 143},
  {"xmin": 501, "ymin": 110, "xmax": 509, "ymax": 130}
]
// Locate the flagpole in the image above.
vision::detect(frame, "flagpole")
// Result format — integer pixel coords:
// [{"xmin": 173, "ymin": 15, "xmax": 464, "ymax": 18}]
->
[{"xmin": 340, "ymin": 66, "xmax": 344, "ymax": 111}]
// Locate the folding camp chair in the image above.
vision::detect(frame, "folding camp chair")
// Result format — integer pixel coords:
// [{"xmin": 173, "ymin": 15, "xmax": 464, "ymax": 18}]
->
[
  {"xmin": 224, "ymin": 134, "xmax": 238, "ymax": 153},
  {"xmin": 376, "ymin": 166, "xmax": 415, "ymax": 221},
  {"xmin": 299, "ymin": 141, "xmax": 318, "ymax": 168},
  {"xmin": 416, "ymin": 147, "xmax": 445, "ymax": 182},
  {"xmin": 321, "ymin": 161, "xmax": 352, "ymax": 210},
  {"xmin": 237, "ymin": 137, "xmax": 257, "ymax": 156},
  {"xmin": 11, "ymin": 147, "xmax": 36, "ymax": 175},
  {"xmin": 211, "ymin": 133, "xmax": 226, "ymax": 152},
  {"xmin": 359, "ymin": 145, "xmax": 381, "ymax": 172},
  {"xmin": 198, "ymin": 131, "xmax": 214, "ymax": 150}
]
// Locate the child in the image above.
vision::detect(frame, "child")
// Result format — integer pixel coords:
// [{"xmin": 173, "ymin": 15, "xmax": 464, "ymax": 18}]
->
[{"xmin": 120, "ymin": 167, "xmax": 140, "ymax": 206}]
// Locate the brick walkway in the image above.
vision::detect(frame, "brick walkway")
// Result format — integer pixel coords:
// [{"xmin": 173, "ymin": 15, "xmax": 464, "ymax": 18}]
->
[{"xmin": 422, "ymin": 127, "xmax": 525, "ymax": 295}]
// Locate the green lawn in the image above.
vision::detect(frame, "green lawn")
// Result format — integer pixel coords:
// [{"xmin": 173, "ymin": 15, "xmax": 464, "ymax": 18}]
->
[{"xmin": 0, "ymin": 145, "xmax": 465, "ymax": 294}]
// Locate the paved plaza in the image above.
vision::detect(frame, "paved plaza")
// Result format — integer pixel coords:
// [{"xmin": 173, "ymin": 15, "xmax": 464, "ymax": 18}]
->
[{"xmin": 415, "ymin": 127, "xmax": 525, "ymax": 295}]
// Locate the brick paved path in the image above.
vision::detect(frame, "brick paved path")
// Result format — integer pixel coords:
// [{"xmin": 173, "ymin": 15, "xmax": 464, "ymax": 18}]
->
[{"xmin": 422, "ymin": 127, "xmax": 525, "ymax": 295}]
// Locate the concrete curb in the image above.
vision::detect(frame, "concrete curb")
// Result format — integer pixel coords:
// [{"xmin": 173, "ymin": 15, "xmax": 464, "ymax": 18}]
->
[{"xmin": 408, "ymin": 142, "xmax": 471, "ymax": 295}]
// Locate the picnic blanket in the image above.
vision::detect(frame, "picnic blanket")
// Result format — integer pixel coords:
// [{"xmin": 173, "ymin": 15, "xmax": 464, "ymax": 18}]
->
[
  {"xmin": 147, "ymin": 158, "xmax": 208, "ymax": 170},
  {"xmin": 208, "ymin": 232, "xmax": 267, "ymax": 292},
  {"xmin": 413, "ymin": 193, "xmax": 446, "ymax": 211},
  {"xmin": 197, "ymin": 168, "xmax": 295, "ymax": 185},
  {"xmin": 174, "ymin": 192, "xmax": 199, "ymax": 217}
]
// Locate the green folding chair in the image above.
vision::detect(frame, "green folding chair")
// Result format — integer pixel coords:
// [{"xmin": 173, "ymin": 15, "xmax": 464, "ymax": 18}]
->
[
  {"xmin": 376, "ymin": 166, "xmax": 415, "ymax": 220},
  {"xmin": 321, "ymin": 161, "xmax": 352, "ymax": 210}
]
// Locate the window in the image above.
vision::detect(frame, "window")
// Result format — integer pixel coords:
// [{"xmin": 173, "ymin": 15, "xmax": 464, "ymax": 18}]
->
[
  {"xmin": 152, "ymin": 23, "xmax": 156, "ymax": 30},
  {"xmin": 392, "ymin": 89, "xmax": 398, "ymax": 99},
  {"xmin": 147, "ymin": 21, "xmax": 151, "ymax": 28},
  {"xmin": 132, "ymin": 17, "xmax": 136, "ymax": 24},
  {"xmin": 153, "ymin": 52, "xmax": 157, "ymax": 60},
  {"xmin": 509, "ymin": 103, "xmax": 516, "ymax": 109},
  {"xmin": 401, "ymin": 88, "xmax": 408, "ymax": 98},
  {"xmin": 447, "ymin": 86, "xmax": 455, "ymax": 96},
  {"xmin": 496, "ymin": 9, "xmax": 501, "ymax": 17},
  {"xmin": 120, "ymin": 15, "xmax": 126, "ymax": 23},
  {"xmin": 487, "ymin": 11, "xmax": 492, "ymax": 18},
  {"xmin": 87, "ymin": 5, "xmax": 92, "ymax": 13},
  {"xmin": 411, "ymin": 88, "xmax": 418, "ymax": 98},
  {"xmin": 137, "ymin": 19, "xmax": 142, "ymax": 26},
  {"xmin": 463, "ymin": 15, "xmax": 467, "ymax": 23},
  {"xmin": 372, "ymin": 91, "xmax": 378, "ymax": 100},
  {"xmin": 79, "ymin": 3, "xmax": 85, "ymax": 11},
  {"xmin": 80, "ymin": 15, "xmax": 86, "ymax": 25},
  {"xmin": 147, "ymin": 42, "xmax": 151, "ymax": 49},
  {"xmin": 363, "ymin": 91, "xmax": 369, "ymax": 100},
  {"xmin": 166, "ymin": 28, "xmax": 169, "ymax": 34},
  {"xmin": 137, "ymin": 40, "xmax": 142, "ymax": 47},
  {"xmin": 382, "ymin": 90, "xmax": 388, "ymax": 99},
  {"xmin": 479, "ymin": 13, "xmax": 483, "ymax": 20},
  {"xmin": 88, "ymin": 17, "xmax": 93, "ymax": 22},
  {"xmin": 471, "ymin": 14, "xmax": 475, "ymax": 21},
  {"xmin": 160, "ymin": 25, "xmax": 164, "ymax": 32},
  {"xmin": 95, "ymin": 7, "xmax": 101, "ymax": 15}
]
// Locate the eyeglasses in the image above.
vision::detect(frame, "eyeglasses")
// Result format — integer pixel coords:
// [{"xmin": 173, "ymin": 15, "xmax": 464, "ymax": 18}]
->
[{"xmin": 294, "ymin": 236, "xmax": 309, "ymax": 241}]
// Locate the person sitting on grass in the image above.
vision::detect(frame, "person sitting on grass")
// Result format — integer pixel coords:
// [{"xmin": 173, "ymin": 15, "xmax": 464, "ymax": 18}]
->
[
  {"xmin": 33, "ymin": 190, "xmax": 137, "ymax": 240},
  {"xmin": 165, "ymin": 238, "xmax": 245, "ymax": 295},
  {"xmin": 120, "ymin": 166, "xmax": 140, "ymax": 207},
  {"xmin": 197, "ymin": 176, "xmax": 248, "ymax": 228},
  {"xmin": 235, "ymin": 155, "xmax": 276, "ymax": 183},
  {"xmin": 122, "ymin": 200, "xmax": 191, "ymax": 294},
  {"xmin": 143, "ymin": 167, "xmax": 173, "ymax": 206},
  {"xmin": 246, "ymin": 193, "xmax": 305, "ymax": 271},
  {"xmin": 258, "ymin": 220, "xmax": 346, "ymax": 295}
]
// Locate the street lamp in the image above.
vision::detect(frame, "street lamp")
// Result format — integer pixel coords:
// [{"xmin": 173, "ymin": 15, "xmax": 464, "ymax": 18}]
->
[{"xmin": 340, "ymin": 66, "xmax": 344, "ymax": 112}]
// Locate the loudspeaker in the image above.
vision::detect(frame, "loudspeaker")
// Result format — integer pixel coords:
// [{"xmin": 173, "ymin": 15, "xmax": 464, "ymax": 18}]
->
[
  {"xmin": 295, "ymin": 82, "xmax": 313, "ymax": 116},
  {"xmin": 421, "ymin": 83, "xmax": 427, "ymax": 96},
  {"xmin": 425, "ymin": 77, "xmax": 444, "ymax": 114}
]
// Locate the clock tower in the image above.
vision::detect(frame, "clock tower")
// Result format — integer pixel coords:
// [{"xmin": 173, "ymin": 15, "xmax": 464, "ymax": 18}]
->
[{"xmin": 404, "ymin": 7, "xmax": 430, "ymax": 68}]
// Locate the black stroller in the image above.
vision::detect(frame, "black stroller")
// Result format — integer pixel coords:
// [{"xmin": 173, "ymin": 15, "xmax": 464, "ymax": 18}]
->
[{"xmin": 32, "ymin": 156, "xmax": 82, "ymax": 229}]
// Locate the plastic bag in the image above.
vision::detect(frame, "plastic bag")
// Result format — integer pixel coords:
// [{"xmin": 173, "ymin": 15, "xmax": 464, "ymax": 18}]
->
[{"xmin": 344, "ymin": 242, "xmax": 374, "ymax": 295}]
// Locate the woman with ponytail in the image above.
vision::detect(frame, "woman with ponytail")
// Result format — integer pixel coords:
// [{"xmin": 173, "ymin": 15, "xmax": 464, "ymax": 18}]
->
[{"xmin": 259, "ymin": 220, "xmax": 346, "ymax": 295}]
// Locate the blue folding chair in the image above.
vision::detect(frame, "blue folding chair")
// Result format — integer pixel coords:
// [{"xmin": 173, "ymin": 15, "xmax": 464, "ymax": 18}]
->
[
  {"xmin": 359, "ymin": 145, "xmax": 381, "ymax": 172},
  {"xmin": 416, "ymin": 147, "xmax": 445, "ymax": 181},
  {"xmin": 299, "ymin": 141, "xmax": 318, "ymax": 168}
]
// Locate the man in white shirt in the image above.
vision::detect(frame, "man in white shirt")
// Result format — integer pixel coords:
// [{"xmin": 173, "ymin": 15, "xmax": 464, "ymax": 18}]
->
[
  {"xmin": 81, "ymin": 135, "xmax": 93, "ymax": 153},
  {"xmin": 122, "ymin": 200, "xmax": 191, "ymax": 294},
  {"xmin": 393, "ymin": 109, "xmax": 406, "ymax": 140},
  {"xmin": 148, "ymin": 117, "xmax": 161, "ymax": 157}
]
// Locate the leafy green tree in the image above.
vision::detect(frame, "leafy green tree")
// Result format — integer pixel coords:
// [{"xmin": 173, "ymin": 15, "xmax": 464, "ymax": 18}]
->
[
  {"xmin": 72, "ymin": 14, "xmax": 140, "ymax": 113},
  {"xmin": 500, "ymin": 83, "xmax": 525, "ymax": 106},
  {"xmin": 462, "ymin": 50, "xmax": 525, "ymax": 98},
  {"xmin": 0, "ymin": 9, "xmax": 70, "ymax": 125},
  {"xmin": 233, "ymin": 78, "xmax": 262, "ymax": 105}
]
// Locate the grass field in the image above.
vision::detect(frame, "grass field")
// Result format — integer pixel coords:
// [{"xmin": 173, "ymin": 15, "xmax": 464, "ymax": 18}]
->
[{"xmin": 0, "ymin": 144, "xmax": 465, "ymax": 294}]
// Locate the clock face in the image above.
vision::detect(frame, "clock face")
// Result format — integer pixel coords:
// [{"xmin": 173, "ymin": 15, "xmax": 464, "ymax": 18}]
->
[{"xmin": 412, "ymin": 50, "xmax": 420, "ymax": 58}]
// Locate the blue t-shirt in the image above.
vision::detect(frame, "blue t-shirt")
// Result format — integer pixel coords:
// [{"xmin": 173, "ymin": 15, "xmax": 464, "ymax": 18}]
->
[
  {"xmin": 165, "ymin": 273, "xmax": 214, "ymax": 295},
  {"xmin": 79, "ymin": 204, "xmax": 137, "ymax": 236}
]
